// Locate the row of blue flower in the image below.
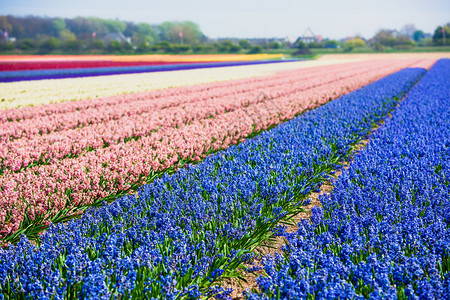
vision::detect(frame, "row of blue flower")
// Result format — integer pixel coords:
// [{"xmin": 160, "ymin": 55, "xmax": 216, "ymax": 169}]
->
[
  {"xmin": 0, "ymin": 60, "xmax": 298, "ymax": 82},
  {"xmin": 248, "ymin": 59, "xmax": 450, "ymax": 299},
  {"xmin": 0, "ymin": 67, "xmax": 426, "ymax": 299}
]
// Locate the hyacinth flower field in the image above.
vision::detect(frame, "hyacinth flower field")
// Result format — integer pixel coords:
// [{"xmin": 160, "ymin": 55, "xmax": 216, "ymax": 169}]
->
[
  {"xmin": 248, "ymin": 59, "xmax": 450, "ymax": 300},
  {"xmin": 0, "ymin": 54, "xmax": 448, "ymax": 299}
]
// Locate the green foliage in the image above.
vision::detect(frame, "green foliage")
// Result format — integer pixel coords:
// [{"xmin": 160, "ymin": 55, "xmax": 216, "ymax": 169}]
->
[
  {"xmin": 268, "ymin": 41, "xmax": 280, "ymax": 49},
  {"xmin": 168, "ymin": 44, "xmax": 191, "ymax": 53},
  {"xmin": 88, "ymin": 39, "xmax": 105, "ymax": 50},
  {"xmin": 413, "ymin": 30, "xmax": 425, "ymax": 42},
  {"xmin": 193, "ymin": 44, "xmax": 215, "ymax": 53},
  {"xmin": 107, "ymin": 40, "xmax": 122, "ymax": 52},
  {"xmin": 69, "ymin": 17, "xmax": 109, "ymax": 37},
  {"xmin": 433, "ymin": 24, "xmax": 450, "ymax": 45},
  {"xmin": 0, "ymin": 16, "xmax": 12, "ymax": 33},
  {"xmin": 345, "ymin": 38, "xmax": 366, "ymax": 48},
  {"xmin": 102, "ymin": 19, "xmax": 126, "ymax": 33},
  {"xmin": 239, "ymin": 39, "xmax": 251, "ymax": 49},
  {"xmin": 133, "ymin": 23, "xmax": 158, "ymax": 45},
  {"xmin": 152, "ymin": 41, "xmax": 171, "ymax": 52},
  {"xmin": 137, "ymin": 41, "xmax": 151, "ymax": 52},
  {"xmin": 324, "ymin": 40, "xmax": 338, "ymax": 48},
  {"xmin": 215, "ymin": 40, "xmax": 241, "ymax": 53},
  {"xmin": 373, "ymin": 29, "xmax": 397, "ymax": 47},
  {"xmin": 292, "ymin": 48, "xmax": 312, "ymax": 56},
  {"xmin": 40, "ymin": 37, "xmax": 60, "ymax": 51},
  {"xmin": 64, "ymin": 39, "xmax": 80, "ymax": 51},
  {"xmin": 308, "ymin": 41, "xmax": 319, "ymax": 48},
  {"xmin": 394, "ymin": 37, "xmax": 416, "ymax": 50},
  {"xmin": 51, "ymin": 18, "xmax": 66, "ymax": 35},
  {"xmin": 158, "ymin": 21, "xmax": 203, "ymax": 45},
  {"xmin": 248, "ymin": 45, "xmax": 263, "ymax": 54},
  {"xmin": 0, "ymin": 42, "xmax": 14, "ymax": 51},
  {"xmin": 17, "ymin": 38, "xmax": 35, "ymax": 50},
  {"xmin": 343, "ymin": 45, "xmax": 354, "ymax": 52},
  {"xmin": 373, "ymin": 43, "xmax": 386, "ymax": 51},
  {"xmin": 0, "ymin": 16, "xmax": 210, "ymax": 54},
  {"xmin": 297, "ymin": 40, "xmax": 306, "ymax": 49},
  {"xmin": 58, "ymin": 29, "xmax": 76, "ymax": 41},
  {"xmin": 229, "ymin": 44, "xmax": 241, "ymax": 53},
  {"xmin": 121, "ymin": 41, "xmax": 133, "ymax": 51},
  {"xmin": 137, "ymin": 22, "xmax": 157, "ymax": 37}
]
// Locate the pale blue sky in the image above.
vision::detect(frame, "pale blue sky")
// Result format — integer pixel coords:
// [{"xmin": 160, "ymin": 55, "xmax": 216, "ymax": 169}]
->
[{"xmin": 1, "ymin": 0, "xmax": 449, "ymax": 39}]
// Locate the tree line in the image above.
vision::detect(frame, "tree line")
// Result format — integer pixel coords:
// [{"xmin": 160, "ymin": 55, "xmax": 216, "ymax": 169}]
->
[
  {"xmin": 0, "ymin": 16, "xmax": 448, "ymax": 54},
  {"xmin": 0, "ymin": 15, "xmax": 274, "ymax": 54}
]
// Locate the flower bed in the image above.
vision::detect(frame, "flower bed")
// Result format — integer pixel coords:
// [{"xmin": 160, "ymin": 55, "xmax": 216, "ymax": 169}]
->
[
  {"xmin": 0, "ymin": 60, "xmax": 396, "ymax": 172},
  {"xmin": 0, "ymin": 60, "xmax": 301, "ymax": 82},
  {"xmin": 0, "ymin": 60, "xmax": 420, "ymax": 242},
  {"xmin": 0, "ymin": 60, "xmax": 215, "ymax": 71},
  {"xmin": 0, "ymin": 61, "xmax": 311, "ymax": 110},
  {"xmin": 0, "ymin": 66, "xmax": 427, "ymax": 298},
  {"xmin": 249, "ymin": 59, "xmax": 449, "ymax": 299}
]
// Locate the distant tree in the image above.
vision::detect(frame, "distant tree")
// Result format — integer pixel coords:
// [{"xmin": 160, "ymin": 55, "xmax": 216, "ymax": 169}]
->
[
  {"xmin": 40, "ymin": 37, "xmax": 60, "ymax": 51},
  {"xmin": 7, "ymin": 16, "xmax": 51, "ymax": 39},
  {"xmin": 248, "ymin": 45, "xmax": 263, "ymax": 54},
  {"xmin": 0, "ymin": 42, "xmax": 14, "ymax": 51},
  {"xmin": 307, "ymin": 41, "xmax": 318, "ymax": 48},
  {"xmin": 413, "ymin": 30, "xmax": 425, "ymax": 42},
  {"xmin": 88, "ymin": 39, "xmax": 105, "ymax": 50},
  {"xmin": 158, "ymin": 21, "xmax": 204, "ymax": 45},
  {"xmin": 229, "ymin": 44, "xmax": 241, "ymax": 53},
  {"xmin": 373, "ymin": 43, "xmax": 386, "ymax": 51},
  {"xmin": 433, "ymin": 24, "xmax": 450, "ymax": 45},
  {"xmin": 216, "ymin": 40, "xmax": 234, "ymax": 52},
  {"xmin": 193, "ymin": 44, "xmax": 215, "ymax": 53},
  {"xmin": 400, "ymin": 24, "xmax": 417, "ymax": 38},
  {"xmin": 153, "ymin": 41, "xmax": 171, "ymax": 52},
  {"xmin": 296, "ymin": 40, "xmax": 306, "ymax": 49},
  {"xmin": 324, "ymin": 40, "xmax": 338, "ymax": 48},
  {"xmin": 345, "ymin": 38, "xmax": 366, "ymax": 48},
  {"xmin": 102, "ymin": 19, "xmax": 126, "ymax": 33},
  {"xmin": 59, "ymin": 29, "xmax": 76, "ymax": 41},
  {"xmin": 373, "ymin": 29, "xmax": 397, "ymax": 47},
  {"xmin": 0, "ymin": 16, "xmax": 13, "ymax": 34},
  {"xmin": 121, "ymin": 41, "xmax": 133, "ymax": 52},
  {"xmin": 51, "ymin": 18, "xmax": 66, "ymax": 36},
  {"xmin": 394, "ymin": 38, "xmax": 415, "ymax": 50},
  {"xmin": 134, "ymin": 22, "xmax": 158, "ymax": 44},
  {"xmin": 396, "ymin": 35, "xmax": 413, "ymax": 45},
  {"xmin": 17, "ymin": 38, "xmax": 35, "ymax": 50},
  {"xmin": 67, "ymin": 17, "xmax": 108, "ymax": 39},
  {"xmin": 64, "ymin": 39, "xmax": 80, "ymax": 51},
  {"xmin": 137, "ymin": 41, "xmax": 151, "ymax": 52},
  {"xmin": 108, "ymin": 40, "xmax": 122, "ymax": 52},
  {"xmin": 239, "ymin": 39, "xmax": 251, "ymax": 49},
  {"xmin": 268, "ymin": 41, "xmax": 280, "ymax": 49}
]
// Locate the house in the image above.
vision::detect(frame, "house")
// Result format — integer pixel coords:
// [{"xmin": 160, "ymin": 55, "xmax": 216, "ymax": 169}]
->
[
  {"xmin": 292, "ymin": 28, "xmax": 322, "ymax": 46},
  {"xmin": 103, "ymin": 32, "xmax": 131, "ymax": 45},
  {"xmin": 300, "ymin": 28, "xmax": 319, "ymax": 44}
]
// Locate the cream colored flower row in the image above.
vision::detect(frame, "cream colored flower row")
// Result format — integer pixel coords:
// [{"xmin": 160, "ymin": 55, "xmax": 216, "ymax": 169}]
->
[
  {"xmin": 0, "ymin": 60, "xmax": 353, "ymax": 110},
  {"xmin": 3, "ymin": 52, "xmax": 447, "ymax": 110}
]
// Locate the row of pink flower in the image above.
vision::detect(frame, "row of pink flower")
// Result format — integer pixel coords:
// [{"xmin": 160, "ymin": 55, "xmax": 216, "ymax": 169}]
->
[
  {"xmin": 1, "ymin": 58, "xmax": 436, "ymax": 136},
  {"xmin": 0, "ymin": 61, "xmax": 374, "ymax": 140},
  {"xmin": 0, "ymin": 61, "xmax": 410, "ymax": 174},
  {"xmin": 0, "ymin": 64, "xmax": 325, "ymax": 123},
  {"xmin": 0, "ymin": 59, "xmax": 435, "ymax": 126},
  {"xmin": 0, "ymin": 59, "xmax": 430, "ymax": 237}
]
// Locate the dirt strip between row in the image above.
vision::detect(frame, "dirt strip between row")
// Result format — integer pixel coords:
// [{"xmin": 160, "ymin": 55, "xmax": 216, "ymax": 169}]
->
[{"xmin": 222, "ymin": 122, "xmax": 382, "ymax": 299}]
